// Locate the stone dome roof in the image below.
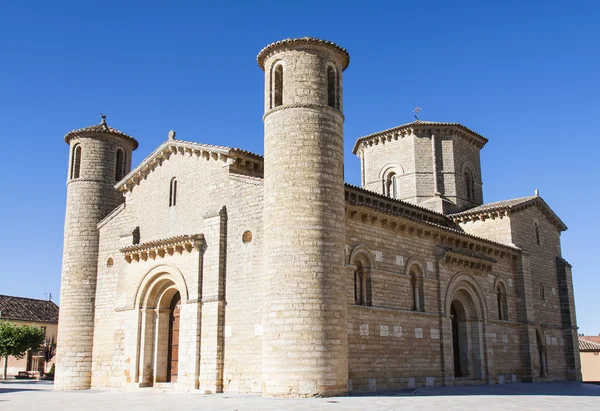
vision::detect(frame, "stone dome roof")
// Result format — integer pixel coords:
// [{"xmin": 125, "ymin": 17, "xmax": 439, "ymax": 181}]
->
[
  {"xmin": 257, "ymin": 37, "xmax": 350, "ymax": 70},
  {"xmin": 64, "ymin": 115, "xmax": 138, "ymax": 149}
]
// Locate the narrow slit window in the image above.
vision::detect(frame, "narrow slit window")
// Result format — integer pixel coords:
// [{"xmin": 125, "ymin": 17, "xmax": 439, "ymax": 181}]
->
[
  {"xmin": 327, "ymin": 65, "xmax": 337, "ymax": 108},
  {"xmin": 71, "ymin": 144, "xmax": 82, "ymax": 179},
  {"xmin": 464, "ymin": 170, "xmax": 474, "ymax": 201},
  {"xmin": 169, "ymin": 178, "xmax": 178, "ymax": 207},
  {"xmin": 497, "ymin": 284, "xmax": 508, "ymax": 320},
  {"xmin": 540, "ymin": 283, "xmax": 546, "ymax": 301},
  {"xmin": 115, "ymin": 149, "xmax": 125, "ymax": 181},
  {"xmin": 273, "ymin": 64, "xmax": 283, "ymax": 107},
  {"xmin": 535, "ymin": 222, "xmax": 540, "ymax": 245},
  {"xmin": 386, "ymin": 172, "xmax": 398, "ymax": 199}
]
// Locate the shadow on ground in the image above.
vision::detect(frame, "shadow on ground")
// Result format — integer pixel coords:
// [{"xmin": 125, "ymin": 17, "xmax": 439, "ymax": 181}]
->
[{"xmin": 348, "ymin": 381, "xmax": 600, "ymax": 398}]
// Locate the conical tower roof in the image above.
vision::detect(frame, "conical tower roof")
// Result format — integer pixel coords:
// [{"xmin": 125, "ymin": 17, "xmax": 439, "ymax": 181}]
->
[{"xmin": 64, "ymin": 114, "xmax": 138, "ymax": 149}]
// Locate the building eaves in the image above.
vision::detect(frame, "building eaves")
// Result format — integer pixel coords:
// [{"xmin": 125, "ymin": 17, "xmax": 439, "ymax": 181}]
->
[
  {"xmin": 449, "ymin": 195, "xmax": 568, "ymax": 232},
  {"xmin": 579, "ymin": 338, "xmax": 600, "ymax": 352},
  {"xmin": 352, "ymin": 120, "xmax": 488, "ymax": 154},
  {"xmin": 344, "ymin": 185, "xmax": 521, "ymax": 254}
]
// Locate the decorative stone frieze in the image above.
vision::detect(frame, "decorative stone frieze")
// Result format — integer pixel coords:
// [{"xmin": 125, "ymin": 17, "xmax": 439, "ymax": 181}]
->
[
  {"xmin": 120, "ymin": 234, "xmax": 203, "ymax": 263},
  {"xmin": 442, "ymin": 247, "xmax": 497, "ymax": 272}
]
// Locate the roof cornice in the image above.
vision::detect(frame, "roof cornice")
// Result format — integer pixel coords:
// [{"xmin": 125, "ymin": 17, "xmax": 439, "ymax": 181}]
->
[
  {"xmin": 352, "ymin": 121, "xmax": 488, "ymax": 155},
  {"xmin": 257, "ymin": 37, "xmax": 350, "ymax": 71},
  {"xmin": 344, "ymin": 188, "xmax": 520, "ymax": 256},
  {"xmin": 115, "ymin": 139, "xmax": 263, "ymax": 194},
  {"xmin": 120, "ymin": 234, "xmax": 204, "ymax": 263}
]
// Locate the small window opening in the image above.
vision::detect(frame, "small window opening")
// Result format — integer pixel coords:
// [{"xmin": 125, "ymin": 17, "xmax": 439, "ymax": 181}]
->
[
  {"xmin": 497, "ymin": 283, "xmax": 508, "ymax": 320},
  {"xmin": 71, "ymin": 144, "xmax": 82, "ymax": 179},
  {"xmin": 540, "ymin": 283, "xmax": 546, "ymax": 301},
  {"xmin": 410, "ymin": 266, "xmax": 424, "ymax": 312},
  {"xmin": 353, "ymin": 261, "xmax": 372, "ymax": 306},
  {"xmin": 273, "ymin": 64, "xmax": 283, "ymax": 108},
  {"xmin": 464, "ymin": 170, "xmax": 474, "ymax": 201},
  {"xmin": 535, "ymin": 222, "xmax": 540, "ymax": 245},
  {"xmin": 169, "ymin": 178, "xmax": 178, "ymax": 207},
  {"xmin": 115, "ymin": 148, "xmax": 125, "ymax": 181},
  {"xmin": 327, "ymin": 65, "xmax": 337, "ymax": 108},
  {"xmin": 386, "ymin": 172, "xmax": 398, "ymax": 199}
]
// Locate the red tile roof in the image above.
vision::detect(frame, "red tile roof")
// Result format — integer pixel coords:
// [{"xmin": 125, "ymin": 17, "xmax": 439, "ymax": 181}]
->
[{"xmin": 0, "ymin": 295, "xmax": 59, "ymax": 324}]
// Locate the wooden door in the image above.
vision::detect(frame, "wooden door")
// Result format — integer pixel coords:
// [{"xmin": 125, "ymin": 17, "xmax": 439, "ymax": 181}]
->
[{"xmin": 167, "ymin": 293, "xmax": 181, "ymax": 383}]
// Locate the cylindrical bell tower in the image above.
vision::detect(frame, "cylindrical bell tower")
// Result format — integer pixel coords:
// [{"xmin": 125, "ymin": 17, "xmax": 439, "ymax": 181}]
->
[
  {"xmin": 258, "ymin": 37, "xmax": 350, "ymax": 397},
  {"xmin": 54, "ymin": 115, "xmax": 137, "ymax": 390}
]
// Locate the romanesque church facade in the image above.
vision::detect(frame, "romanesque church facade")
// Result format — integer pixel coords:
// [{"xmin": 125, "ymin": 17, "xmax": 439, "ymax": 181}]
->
[{"xmin": 54, "ymin": 37, "xmax": 581, "ymax": 396}]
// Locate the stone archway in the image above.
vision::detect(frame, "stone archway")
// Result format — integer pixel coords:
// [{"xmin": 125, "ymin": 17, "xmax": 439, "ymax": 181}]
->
[
  {"xmin": 134, "ymin": 267, "xmax": 188, "ymax": 387},
  {"xmin": 445, "ymin": 275, "xmax": 487, "ymax": 381}
]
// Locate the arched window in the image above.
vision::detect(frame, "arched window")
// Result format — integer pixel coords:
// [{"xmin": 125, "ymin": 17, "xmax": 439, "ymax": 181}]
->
[
  {"xmin": 497, "ymin": 283, "xmax": 508, "ymax": 320},
  {"xmin": 535, "ymin": 222, "xmax": 540, "ymax": 245},
  {"xmin": 70, "ymin": 144, "xmax": 82, "ymax": 179},
  {"xmin": 272, "ymin": 64, "xmax": 283, "ymax": 108},
  {"xmin": 409, "ymin": 265, "xmax": 424, "ymax": 312},
  {"xmin": 327, "ymin": 65, "xmax": 338, "ymax": 108},
  {"xmin": 169, "ymin": 178, "xmax": 178, "ymax": 207},
  {"xmin": 115, "ymin": 148, "xmax": 125, "ymax": 181},
  {"xmin": 353, "ymin": 260, "xmax": 372, "ymax": 306},
  {"xmin": 386, "ymin": 172, "xmax": 398, "ymax": 199},
  {"xmin": 464, "ymin": 169, "xmax": 475, "ymax": 201}
]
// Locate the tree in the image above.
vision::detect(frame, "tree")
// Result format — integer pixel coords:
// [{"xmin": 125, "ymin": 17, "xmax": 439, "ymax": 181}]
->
[
  {"xmin": 42, "ymin": 336, "xmax": 57, "ymax": 373},
  {"xmin": 0, "ymin": 321, "xmax": 45, "ymax": 379}
]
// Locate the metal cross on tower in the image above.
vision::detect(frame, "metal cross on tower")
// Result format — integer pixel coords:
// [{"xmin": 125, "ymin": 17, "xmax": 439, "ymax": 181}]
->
[{"xmin": 413, "ymin": 106, "xmax": 422, "ymax": 121}]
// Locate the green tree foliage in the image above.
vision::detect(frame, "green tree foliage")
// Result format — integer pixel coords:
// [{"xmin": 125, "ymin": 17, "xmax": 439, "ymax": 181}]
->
[{"xmin": 0, "ymin": 321, "xmax": 46, "ymax": 379}]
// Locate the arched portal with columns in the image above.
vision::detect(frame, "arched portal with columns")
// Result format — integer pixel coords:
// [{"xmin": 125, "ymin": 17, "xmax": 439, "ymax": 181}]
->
[
  {"xmin": 445, "ymin": 274, "xmax": 487, "ymax": 381},
  {"xmin": 133, "ymin": 266, "xmax": 189, "ymax": 387}
]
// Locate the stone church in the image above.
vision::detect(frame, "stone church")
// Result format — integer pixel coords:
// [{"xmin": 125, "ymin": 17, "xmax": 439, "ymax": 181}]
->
[{"xmin": 54, "ymin": 37, "xmax": 581, "ymax": 396}]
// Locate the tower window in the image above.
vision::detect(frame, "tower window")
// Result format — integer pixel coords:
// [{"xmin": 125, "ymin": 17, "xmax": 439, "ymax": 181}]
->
[
  {"xmin": 272, "ymin": 64, "xmax": 283, "ymax": 108},
  {"xmin": 535, "ymin": 222, "xmax": 540, "ymax": 245},
  {"xmin": 115, "ymin": 148, "xmax": 125, "ymax": 181},
  {"xmin": 327, "ymin": 65, "xmax": 338, "ymax": 108},
  {"xmin": 70, "ymin": 144, "xmax": 82, "ymax": 179},
  {"xmin": 464, "ymin": 169, "xmax": 475, "ymax": 201},
  {"xmin": 386, "ymin": 172, "xmax": 398, "ymax": 199},
  {"xmin": 169, "ymin": 177, "xmax": 177, "ymax": 207}
]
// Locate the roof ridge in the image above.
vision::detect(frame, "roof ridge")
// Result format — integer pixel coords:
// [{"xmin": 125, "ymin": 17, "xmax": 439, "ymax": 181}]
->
[{"xmin": 0, "ymin": 294, "xmax": 57, "ymax": 304}]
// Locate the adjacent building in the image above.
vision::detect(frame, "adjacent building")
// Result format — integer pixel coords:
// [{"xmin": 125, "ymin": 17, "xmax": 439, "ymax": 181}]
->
[{"xmin": 0, "ymin": 295, "xmax": 59, "ymax": 378}]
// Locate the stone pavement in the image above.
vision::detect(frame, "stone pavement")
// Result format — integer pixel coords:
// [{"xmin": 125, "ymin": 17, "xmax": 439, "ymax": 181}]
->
[{"xmin": 1, "ymin": 380, "xmax": 599, "ymax": 411}]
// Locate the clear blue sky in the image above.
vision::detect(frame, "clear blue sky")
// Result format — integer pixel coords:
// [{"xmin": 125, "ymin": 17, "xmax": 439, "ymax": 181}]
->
[{"xmin": 1, "ymin": 1, "xmax": 598, "ymax": 335}]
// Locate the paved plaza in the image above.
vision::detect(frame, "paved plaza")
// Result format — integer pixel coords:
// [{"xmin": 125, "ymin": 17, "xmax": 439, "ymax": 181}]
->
[{"xmin": 1, "ymin": 381, "xmax": 599, "ymax": 410}]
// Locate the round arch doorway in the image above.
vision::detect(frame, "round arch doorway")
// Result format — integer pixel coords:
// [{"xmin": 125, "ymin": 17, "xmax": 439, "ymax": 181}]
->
[{"xmin": 449, "ymin": 288, "xmax": 485, "ymax": 380}]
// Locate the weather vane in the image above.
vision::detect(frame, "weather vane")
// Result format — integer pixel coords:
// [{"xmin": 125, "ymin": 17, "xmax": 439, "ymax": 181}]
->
[
  {"xmin": 100, "ymin": 113, "xmax": 107, "ymax": 126},
  {"xmin": 413, "ymin": 106, "xmax": 422, "ymax": 121}
]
